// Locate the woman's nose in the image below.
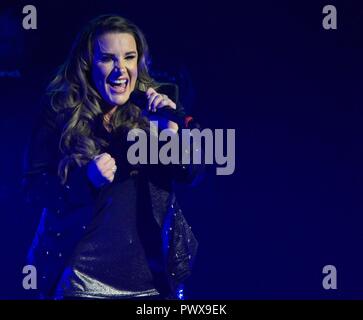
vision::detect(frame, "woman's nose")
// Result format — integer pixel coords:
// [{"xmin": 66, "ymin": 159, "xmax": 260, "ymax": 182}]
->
[{"xmin": 114, "ymin": 62, "xmax": 126, "ymax": 74}]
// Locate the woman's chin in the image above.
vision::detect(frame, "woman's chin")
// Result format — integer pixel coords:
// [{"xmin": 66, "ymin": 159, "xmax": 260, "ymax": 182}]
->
[{"xmin": 107, "ymin": 95, "xmax": 129, "ymax": 107}]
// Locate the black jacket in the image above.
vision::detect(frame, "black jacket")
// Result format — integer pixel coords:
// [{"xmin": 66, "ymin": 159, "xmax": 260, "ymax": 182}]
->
[{"xmin": 22, "ymin": 87, "xmax": 203, "ymax": 299}]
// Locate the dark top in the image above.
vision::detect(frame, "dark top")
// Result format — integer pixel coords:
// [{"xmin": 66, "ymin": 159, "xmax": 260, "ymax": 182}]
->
[
  {"xmin": 54, "ymin": 119, "xmax": 169, "ymax": 299},
  {"xmin": 23, "ymin": 87, "xmax": 200, "ymax": 299}
]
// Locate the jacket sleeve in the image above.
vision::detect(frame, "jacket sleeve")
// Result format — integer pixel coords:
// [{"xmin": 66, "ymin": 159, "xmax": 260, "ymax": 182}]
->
[
  {"xmin": 21, "ymin": 100, "xmax": 99, "ymax": 210},
  {"xmin": 153, "ymin": 83, "xmax": 206, "ymax": 186},
  {"xmin": 167, "ymin": 132, "xmax": 206, "ymax": 186}
]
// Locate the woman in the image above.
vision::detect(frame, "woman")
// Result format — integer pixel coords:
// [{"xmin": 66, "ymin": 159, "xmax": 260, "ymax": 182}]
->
[{"xmin": 22, "ymin": 14, "xmax": 201, "ymax": 300}]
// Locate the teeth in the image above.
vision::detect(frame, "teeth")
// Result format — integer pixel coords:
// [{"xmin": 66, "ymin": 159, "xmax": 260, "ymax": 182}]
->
[{"xmin": 111, "ymin": 79, "xmax": 127, "ymax": 85}]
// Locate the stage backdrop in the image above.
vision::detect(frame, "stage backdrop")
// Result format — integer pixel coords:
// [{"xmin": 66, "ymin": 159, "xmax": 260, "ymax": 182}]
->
[{"xmin": 1, "ymin": 0, "xmax": 363, "ymax": 299}]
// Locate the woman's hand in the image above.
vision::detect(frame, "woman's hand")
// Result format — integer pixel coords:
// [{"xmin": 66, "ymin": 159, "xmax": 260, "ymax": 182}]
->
[
  {"xmin": 146, "ymin": 87, "xmax": 179, "ymax": 132},
  {"xmin": 87, "ymin": 153, "xmax": 117, "ymax": 188}
]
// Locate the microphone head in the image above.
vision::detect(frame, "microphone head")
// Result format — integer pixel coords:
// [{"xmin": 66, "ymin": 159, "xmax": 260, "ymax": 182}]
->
[
  {"xmin": 128, "ymin": 84, "xmax": 193, "ymax": 129},
  {"xmin": 129, "ymin": 89, "xmax": 149, "ymax": 110},
  {"xmin": 129, "ymin": 83, "xmax": 179, "ymax": 109}
]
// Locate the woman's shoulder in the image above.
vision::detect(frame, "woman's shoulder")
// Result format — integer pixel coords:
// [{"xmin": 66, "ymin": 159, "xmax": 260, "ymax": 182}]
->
[{"xmin": 35, "ymin": 94, "xmax": 70, "ymax": 132}]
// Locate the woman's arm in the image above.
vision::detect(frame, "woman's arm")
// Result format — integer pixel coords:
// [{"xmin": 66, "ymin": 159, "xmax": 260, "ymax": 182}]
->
[
  {"xmin": 22, "ymin": 100, "xmax": 99, "ymax": 210},
  {"xmin": 143, "ymin": 84, "xmax": 206, "ymax": 186}
]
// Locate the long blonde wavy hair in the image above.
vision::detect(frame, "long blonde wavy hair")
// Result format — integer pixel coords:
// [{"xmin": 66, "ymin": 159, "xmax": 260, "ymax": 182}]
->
[{"xmin": 47, "ymin": 15, "xmax": 157, "ymax": 184}]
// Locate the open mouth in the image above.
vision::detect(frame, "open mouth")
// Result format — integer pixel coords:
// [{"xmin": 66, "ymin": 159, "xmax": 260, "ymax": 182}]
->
[{"xmin": 107, "ymin": 78, "xmax": 128, "ymax": 89}]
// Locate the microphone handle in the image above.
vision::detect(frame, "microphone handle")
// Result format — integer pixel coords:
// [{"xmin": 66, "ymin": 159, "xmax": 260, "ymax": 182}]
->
[{"xmin": 129, "ymin": 88, "xmax": 200, "ymax": 129}]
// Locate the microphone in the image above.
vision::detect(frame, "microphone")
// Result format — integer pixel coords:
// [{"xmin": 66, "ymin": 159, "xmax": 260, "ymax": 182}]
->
[{"xmin": 129, "ymin": 88, "xmax": 200, "ymax": 130}]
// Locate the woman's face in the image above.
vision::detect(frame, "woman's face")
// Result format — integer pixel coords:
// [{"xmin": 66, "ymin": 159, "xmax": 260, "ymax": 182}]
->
[{"xmin": 91, "ymin": 32, "xmax": 138, "ymax": 107}]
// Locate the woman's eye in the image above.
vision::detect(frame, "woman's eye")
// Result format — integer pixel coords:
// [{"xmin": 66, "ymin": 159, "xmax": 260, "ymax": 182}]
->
[
  {"xmin": 100, "ymin": 56, "xmax": 112, "ymax": 62},
  {"xmin": 125, "ymin": 55, "xmax": 136, "ymax": 60}
]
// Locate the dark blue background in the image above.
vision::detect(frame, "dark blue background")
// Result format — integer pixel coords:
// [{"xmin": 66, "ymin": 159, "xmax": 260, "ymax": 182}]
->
[{"xmin": 1, "ymin": 0, "xmax": 363, "ymax": 299}]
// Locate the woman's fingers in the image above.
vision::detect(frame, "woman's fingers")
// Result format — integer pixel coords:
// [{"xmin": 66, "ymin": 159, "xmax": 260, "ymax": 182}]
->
[
  {"xmin": 159, "ymin": 96, "xmax": 176, "ymax": 110},
  {"xmin": 146, "ymin": 88, "xmax": 176, "ymax": 112},
  {"xmin": 103, "ymin": 171, "xmax": 115, "ymax": 182},
  {"xmin": 104, "ymin": 164, "xmax": 117, "ymax": 177},
  {"xmin": 147, "ymin": 89, "xmax": 161, "ymax": 111},
  {"xmin": 102, "ymin": 160, "xmax": 116, "ymax": 177},
  {"xmin": 90, "ymin": 153, "xmax": 117, "ymax": 185},
  {"xmin": 95, "ymin": 153, "xmax": 115, "ymax": 169},
  {"xmin": 95, "ymin": 153, "xmax": 111, "ymax": 165},
  {"xmin": 150, "ymin": 94, "xmax": 163, "ymax": 112},
  {"xmin": 102, "ymin": 158, "xmax": 115, "ymax": 170}
]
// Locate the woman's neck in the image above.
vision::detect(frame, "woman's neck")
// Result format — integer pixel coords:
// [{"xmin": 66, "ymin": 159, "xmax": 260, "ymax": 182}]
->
[{"xmin": 103, "ymin": 106, "xmax": 118, "ymax": 132}]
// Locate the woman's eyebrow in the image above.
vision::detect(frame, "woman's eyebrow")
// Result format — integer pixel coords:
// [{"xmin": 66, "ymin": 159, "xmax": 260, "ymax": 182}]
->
[
  {"xmin": 99, "ymin": 51, "xmax": 137, "ymax": 56},
  {"xmin": 99, "ymin": 52, "xmax": 115, "ymax": 56}
]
